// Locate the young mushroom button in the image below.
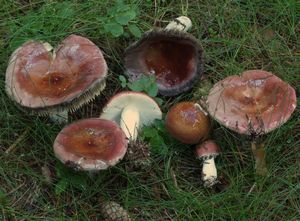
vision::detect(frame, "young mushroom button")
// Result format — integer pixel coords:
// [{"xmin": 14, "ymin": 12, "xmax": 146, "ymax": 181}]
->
[
  {"xmin": 5, "ymin": 34, "xmax": 107, "ymax": 123},
  {"xmin": 100, "ymin": 91, "xmax": 162, "ymax": 141},
  {"xmin": 53, "ymin": 118, "xmax": 128, "ymax": 171},
  {"xmin": 165, "ymin": 101, "xmax": 211, "ymax": 144},
  {"xmin": 196, "ymin": 140, "xmax": 220, "ymax": 187}
]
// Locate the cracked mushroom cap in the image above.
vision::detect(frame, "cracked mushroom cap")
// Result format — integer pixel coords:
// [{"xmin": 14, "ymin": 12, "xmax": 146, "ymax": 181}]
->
[
  {"xmin": 100, "ymin": 91, "xmax": 162, "ymax": 130},
  {"xmin": 165, "ymin": 101, "xmax": 211, "ymax": 144},
  {"xmin": 196, "ymin": 140, "xmax": 220, "ymax": 158},
  {"xmin": 53, "ymin": 118, "xmax": 128, "ymax": 171},
  {"xmin": 5, "ymin": 34, "xmax": 107, "ymax": 115},
  {"xmin": 124, "ymin": 29, "xmax": 203, "ymax": 96},
  {"xmin": 206, "ymin": 70, "xmax": 297, "ymax": 135}
]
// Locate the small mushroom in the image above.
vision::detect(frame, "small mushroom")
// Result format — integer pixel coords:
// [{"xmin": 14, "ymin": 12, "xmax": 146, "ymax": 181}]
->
[
  {"xmin": 53, "ymin": 118, "xmax": 128, "ymax": 171},
  {"xmin": 196, "ymin": 140, "xmax": 220, "ymax": 187},
  {"xmin": 206, "ymin": 70, "xmax": 297, "ymax": 175},
  {"xmin": 100, "ymin": 91, "xmax": 162, "ymax": 141},
  {"xmin": 165, "ymin": 16, "xmax": 193, "ymax": 32},
  {"xmin": 165, "ymin": 101, "xmax": 211, "ymax": 144},
  {"xmin": 124, "ymin": 16, "xmax": 203, "ymax": 96},
  {"xmin": 6, "ymin": 34, "xmax": 107, "ymax": 123}
]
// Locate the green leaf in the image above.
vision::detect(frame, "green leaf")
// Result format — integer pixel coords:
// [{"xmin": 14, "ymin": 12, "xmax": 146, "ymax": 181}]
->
[
  {"xmin": 104, "ymin": 23, "xmax": 124, "ymax": 37},
  {"xmin": 154, "ymin": 97, "xmax": 163, "ymax": 106},
  {"xmin": 128, "ymin": 24, "xmax": 142, "ymax": 38},
  {"xmin": 142, "ymin": 127, "xmax": 158, "ymax": 138},
  {"xmin": 153, "ymin": 119, "xmax": 166, "ymax": 132},
  {"xmin": 55, "ymin": 162, "xmax": 88, "ymax": 192},
  {"xmin": 68, "ymin": 174, "xmax": 87, "ymax": 191},
  {"xmin": 146, "ymin": 82, "xmax": 158, "ymax": 97},
  {"xmin": 55, "ymin": 179, "xmax": 69, "ymax": 195},
  {"xmin": 115, "ymin": 10, "xmax": 136, "ymax": 25},
  {"xmin": 128, "ymin": 82, "xmax": 143, "ymax": 91},
  {"xmin": 119, "ymin": 75, "xmax": 127, "ymax": 88},
  {"xmin": 149, "ymin": 136, "xmax": 168, "ymax": 156}
]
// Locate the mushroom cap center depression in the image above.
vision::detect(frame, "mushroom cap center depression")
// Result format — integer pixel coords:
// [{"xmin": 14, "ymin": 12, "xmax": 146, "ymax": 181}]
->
[
  {"xmin": 60, "ymin": 128, "xmax": 116, "ymax": 159},
  {"xmin": 223, "ymin": 79, "xmax": 285, "ymax": 115},
  {"xmin": 144, "ymin": 40, "xmax": 196, "ymax": 87},
  {"xmin": 16, "ymin": 49, "xmax": 93, "ymax": 98},
  {"xmin": 7, "ymin": 35, "xmax": 107, "ymax": 109}
]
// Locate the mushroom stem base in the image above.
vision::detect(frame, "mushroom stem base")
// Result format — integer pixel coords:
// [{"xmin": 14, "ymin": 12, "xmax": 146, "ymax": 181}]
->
[
  {"xmin": 251, "ymin": 141, "xmax": 267, "ymax": 176},
  {"xmin": 202, "ymin": 157, "xmax": 218, "ymax": 187},
  {"xmin": 50, "ymin": 111, "xmax": 68, "ymax": 124}
]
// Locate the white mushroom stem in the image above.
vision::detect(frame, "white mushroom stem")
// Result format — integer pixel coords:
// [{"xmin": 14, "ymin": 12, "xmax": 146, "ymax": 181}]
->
[
  {"xmin": 120, "ymin": 105, "xmax": 140, "ymax": 141},
  {"xmin": 165, "ymin": 16, "xmax": 192, "ymax": 32},
  {"xmin": 201, "ymin": 156, "xmax": 218, "ymax": 187}
]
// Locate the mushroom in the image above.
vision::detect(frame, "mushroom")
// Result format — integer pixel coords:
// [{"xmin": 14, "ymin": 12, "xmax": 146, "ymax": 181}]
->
[
  {"xmin": 5, "ymin": 34, "xmax": 107, "ymax": 123},
  {"xmin": 124, "ymin": 16, "xmax": 203, "ymax": 96},
  {"xmin": 100, "ymin": 91, "xmax": 162, "ymax": 141},
  {"xmin": 196, "ymin": 140, "xmax": 220, "ymax": 187},
  {"xmin": 53, "ymin": 118, "xmax": 128, "ymax": 171},
  {"xmin": 165, "ymin": 101, "xmax": 211, "ymax": 144},
  {"xmin": 206, "ymin": 70, "xmax": 297, "ymax": 175}
]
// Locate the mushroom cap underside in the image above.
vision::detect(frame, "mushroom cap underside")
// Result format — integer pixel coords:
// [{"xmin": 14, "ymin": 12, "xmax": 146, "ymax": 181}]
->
[
  {"xmin": 124, "ymin": 29, "xmax": 203, "ymax": 96},
  {"xmin": 100, "ymin": 91, "xmax": 162, "ymax": 128}
]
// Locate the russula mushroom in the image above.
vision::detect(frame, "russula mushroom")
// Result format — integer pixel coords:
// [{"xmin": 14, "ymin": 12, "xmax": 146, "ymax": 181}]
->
[
  {"xmin": 100, "ymin": 91, "xmax": 162, "ymax": 141},
  {"xmin": 206, "ymin": 70, "xmax": 297, "ymax": 175},
  {"xmin": 124, "ymin": 16, "xmax": 203, "ymax": 96},
  {"xmin": 53, "ymin": 118, "xmax": 128, "ymax": 171},
  {"xmin": 6, "ymin": 34, "xmax": 107, "ymax": 123},
  {"xmin": 196, "ymin": 140, "xmax": 220, "ymax": 187},
  {"xmin": 165, "ymin": 101, "xmax": 211, "ymax": 144}
]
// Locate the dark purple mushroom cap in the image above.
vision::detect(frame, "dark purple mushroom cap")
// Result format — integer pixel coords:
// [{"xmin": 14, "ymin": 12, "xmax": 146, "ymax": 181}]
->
[
  {"xmin": 53, "ymin": 118, "xmax": 128, "ymax": 171},
  {"xmin": 206, "ymin": 70, "xmax": 297, "ymax": 135},
  {"xmin": 124, "ymin": 29, "xmax": 203, "ymax": 96},
  {"xmin": 5, "ymin": 34, "xmax": 107, "ymax": 115},
  {"xmin": 196, "ymin": 140, "xmax": 220, "ymax": 158}
]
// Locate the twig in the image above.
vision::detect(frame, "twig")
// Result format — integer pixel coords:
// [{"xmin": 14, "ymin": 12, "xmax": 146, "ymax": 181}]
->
[
  {"xmin": 5, "ymin": 128, "xmax": 29, "ymax": 154},
  {"xmin": 247, "ymin": 182, "xmax": 256, "ymax": 196},
  {"xmin": 170, "ymin": 167, "xmax": 178, "ymax": 189}
]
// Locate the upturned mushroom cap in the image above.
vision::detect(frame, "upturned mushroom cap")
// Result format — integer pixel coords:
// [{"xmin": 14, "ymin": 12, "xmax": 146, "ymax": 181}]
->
[
  {"xmin": 100, "ymin": 91, "xmax": 162, "ymax": 130},
  {"xmin": 6, "ymin": 34, "xmax": 107, "ymax": 115},
  {"xmin": 124, "ymin": 29, "xmax": 203, "ymax": 96},
  {"xmin": 165, "ymin": 101, "xmax": 211, "ymax": 144},
  {"xmin": 53, "ymin": 118, "xmax": 128, "ymax": 171},
  {"xmin": 196, "ymin": 140, "xmax": 220, "ymax": 158},
  {"xmin": 206, "ymin": 70, "xmax": 297, "ymax": 135}
]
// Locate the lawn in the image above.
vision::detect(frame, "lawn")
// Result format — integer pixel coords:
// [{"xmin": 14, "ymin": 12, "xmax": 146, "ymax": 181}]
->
[{"xmin": 0, "ymin": 0, "xmax": 299, "ymax": 220}]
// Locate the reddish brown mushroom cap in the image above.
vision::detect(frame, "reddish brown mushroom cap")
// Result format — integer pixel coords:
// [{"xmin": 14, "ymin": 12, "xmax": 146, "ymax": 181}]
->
[
  {"xmin": 196, "ymin": 140, "xmax": 220, "ymax": 158},
  {"xmin": 6, "ymin": 34, "xmax": 107, "ymax": 115},
  {"xmin": 53, "ymin": 118, "xmax": 128, "ymax": 171},
  {"xmin": 124, "ymin": 29, "xmax": 203, "ymax": 96},
  {"xmin": 165, "ymin": 101, "xmax": 211, "ymax": 144},
  {"xmin": 206, "ymin": 70, "xmax": 297, "ymax": 135}
]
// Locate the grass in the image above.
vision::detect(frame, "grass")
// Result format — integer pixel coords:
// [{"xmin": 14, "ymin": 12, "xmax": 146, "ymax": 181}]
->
[{"xmin": 0, "ymin": 0, "xmax": 299, "ymax": 220}]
